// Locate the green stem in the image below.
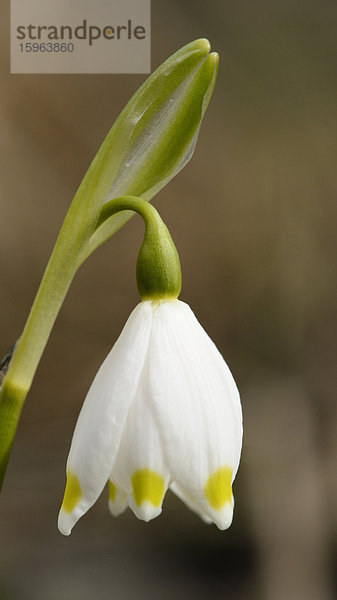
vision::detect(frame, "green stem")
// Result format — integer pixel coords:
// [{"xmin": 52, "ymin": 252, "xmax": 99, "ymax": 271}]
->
[
  {"xmin": 0, "ymin": 194, "xmax": 180, "ymax": 491},
  {"xmin": 83, "ymin": 196, "xmax": 182, "ymax": 300},
  {"xmin": 0, "ymin": 207, "xmax": 89, "ymax": 489}
]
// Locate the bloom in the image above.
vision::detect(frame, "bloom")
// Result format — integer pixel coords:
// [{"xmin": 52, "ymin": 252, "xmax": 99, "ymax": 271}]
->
[{"xmin": 58, "ymin": 299, "xmax": 242, "ymax": 535}]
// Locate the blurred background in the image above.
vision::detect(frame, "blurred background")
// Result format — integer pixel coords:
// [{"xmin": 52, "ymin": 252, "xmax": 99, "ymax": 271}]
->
[{"xmin": 0, "ymin": 1, "xmax": 336, "ymax": 599}]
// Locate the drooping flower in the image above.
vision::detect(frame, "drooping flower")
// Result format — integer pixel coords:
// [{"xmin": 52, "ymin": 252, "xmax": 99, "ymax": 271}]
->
[
  {"xmin": 58, "ymin": 196, "xmax": 243, "ymax": 535},
  {"xmin": 58, "ymin": 298, "xmax": 242, "ymax": 535}
]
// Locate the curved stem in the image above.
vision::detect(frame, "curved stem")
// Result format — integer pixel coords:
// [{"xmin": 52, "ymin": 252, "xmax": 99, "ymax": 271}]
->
[
  {"xmin": 93, "ymin": 196, "xmax": 182, "ymax": 300},
  {"xmin": 0, "ymin": 211, "xmax": 88, "ymax": 489},
  {"xmin": 0, "ymin": 196, "xmax": 151, "ymax": 490},
  {"xmin": 98, "ymin": 195, "xmax": 161, "ymax": 227},
  {"xmin": 0, "ymin": 196, "xmax": 178, "ymax": 490},
  {"xmin": 79, "ymin": 196, "xmax": 161, "ymax": 264},
  {"xmin": 0, "ymin": 196, "xmax": 155, "ymax": 490}
]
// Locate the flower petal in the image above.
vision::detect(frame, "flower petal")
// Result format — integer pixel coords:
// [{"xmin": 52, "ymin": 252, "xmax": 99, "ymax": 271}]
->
[
  {"xmin": 58, "ymin": 301, "xmax": 153, "ymax": 536},
  {"xmin": 108, "ymin": 480, "xmax": 128, "ymax": 517},
  {"xmin": 148, "ymin": 299, "xmax": 242, "ymax": 530},
  {"xmin": 111, "ymin": 357, "xmax": 170, "ymax": 522},
  {"xmin": 170, "ymin": 482, "xmax": 212, "ymax": 524}
]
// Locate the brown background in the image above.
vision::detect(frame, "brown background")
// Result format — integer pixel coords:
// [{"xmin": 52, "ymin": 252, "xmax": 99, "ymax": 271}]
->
[{"xmin": 0, "ymin": 1, "xmax": 336, "ymax": 599}]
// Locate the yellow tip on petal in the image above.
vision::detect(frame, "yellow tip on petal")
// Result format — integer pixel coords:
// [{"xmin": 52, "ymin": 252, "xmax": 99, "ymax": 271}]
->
[
  {"xmin": 61, "ymin": 471, "xmax": 82, "ymax": 514},
  {"xmin": 108, "ymin": 480, "xmax": 117, "ymax": 502},
  {"xmin": 205, "ymin": 467, "xmax": 233, "ymax": 510},
  {"xmin": 132, "ymin": 469, "xmax": 165, "ymax": 507},
  {"xmin": 108, "ymin": 480, "xmax": 127, "ymax": 517}
]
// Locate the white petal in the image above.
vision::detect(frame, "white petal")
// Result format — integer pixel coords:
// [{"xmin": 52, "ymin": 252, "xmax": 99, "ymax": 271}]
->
[
  {"xmin": 58, "ymin": 301, "xmax": 153, "ymax": 536},
  {"xmin": 148, "ymin": 299, "xmax": 242, "ymax": 529},
  {"xmin": 111, "ymin": 357, "xmax": 170, "ymax": 522},
  {"xmin": 170, "ymin": 482, "xmax": 212, "ymax": 524},
  {"xmin": 108, "ymin": 480, "xmax": 128, "ymax": 517}
]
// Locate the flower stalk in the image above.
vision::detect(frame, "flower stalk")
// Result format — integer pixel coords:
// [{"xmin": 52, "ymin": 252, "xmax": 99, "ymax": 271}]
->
[
  {"xmin": 96, "ymin": 196, "xmax": 182, "ymax": 300},
  {"xmin": 0, "ymin": 196, "xmax": 180, "ymax": 487}
]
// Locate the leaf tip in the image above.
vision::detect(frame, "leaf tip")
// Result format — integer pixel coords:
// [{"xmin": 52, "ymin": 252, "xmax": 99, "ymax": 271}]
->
[
  {"xmin": 194, "ymin": 38, "xmax": 211, "ymax": 54},
  {"xmin": 209, "ymin": 51, "xmax": 219, "ymax": 66}
]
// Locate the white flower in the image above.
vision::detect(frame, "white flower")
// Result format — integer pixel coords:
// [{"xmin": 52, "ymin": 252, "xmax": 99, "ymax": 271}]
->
[{"xmin": 58, "ymin": 299, "xmax": 243, "ymax": 536}]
